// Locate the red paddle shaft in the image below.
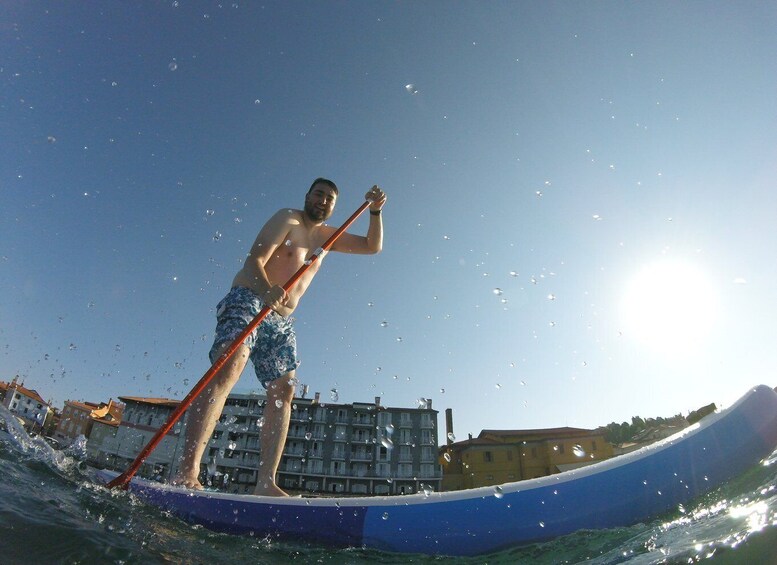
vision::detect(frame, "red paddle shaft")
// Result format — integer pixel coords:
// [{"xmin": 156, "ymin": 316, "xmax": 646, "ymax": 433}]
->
[{"xmin": 108, "ymin": 200, "xmax": 372, "ymax": 489}]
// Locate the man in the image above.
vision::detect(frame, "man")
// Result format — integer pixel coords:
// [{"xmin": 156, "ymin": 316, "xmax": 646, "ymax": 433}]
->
[{"xmin": 173, "ymin": 179, "xmax": 386, "ymax": 496}]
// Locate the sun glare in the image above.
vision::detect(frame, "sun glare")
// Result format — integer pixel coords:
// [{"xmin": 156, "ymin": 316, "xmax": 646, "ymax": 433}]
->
[{"xmin": 620, "ymin": 260, "xmax": 719, "ymax": 355}]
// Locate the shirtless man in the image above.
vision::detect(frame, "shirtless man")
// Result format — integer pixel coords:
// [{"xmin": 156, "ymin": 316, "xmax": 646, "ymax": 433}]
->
[{"xmin": 173, "ymin": 179, "xmax": 386, "ymax": 496}]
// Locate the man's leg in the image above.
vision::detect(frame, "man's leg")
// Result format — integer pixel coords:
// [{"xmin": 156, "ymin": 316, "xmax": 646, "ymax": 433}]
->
[
  {"xmin": 254, "ymin": 371, "xmax": 296, "ymax": 496},
  {"xmin": 172, "ymin": 343, "xmax": 250, "ymax": 489}
]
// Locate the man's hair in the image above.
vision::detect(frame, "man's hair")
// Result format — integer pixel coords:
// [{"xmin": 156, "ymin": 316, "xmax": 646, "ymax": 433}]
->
[{"xmin": 308, "ymin": 177, "xmax": 338, "ymax": 195}]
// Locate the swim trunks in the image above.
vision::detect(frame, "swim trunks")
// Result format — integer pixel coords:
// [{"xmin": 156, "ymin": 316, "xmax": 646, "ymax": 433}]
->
[{"xmin": 209, "ymin": 287, "xmax": 300, "ymax": 388}]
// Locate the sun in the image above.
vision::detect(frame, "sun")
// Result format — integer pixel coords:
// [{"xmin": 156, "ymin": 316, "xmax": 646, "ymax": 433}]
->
[{"xmin": 620, "ymin": 260, "xmax": 719, "ymax": 355}]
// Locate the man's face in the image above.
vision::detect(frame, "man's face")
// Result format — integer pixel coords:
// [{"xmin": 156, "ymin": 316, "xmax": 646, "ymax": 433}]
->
[{"xmin": 304, "ymin": 184, "xmax": 337, "ymax": 222}]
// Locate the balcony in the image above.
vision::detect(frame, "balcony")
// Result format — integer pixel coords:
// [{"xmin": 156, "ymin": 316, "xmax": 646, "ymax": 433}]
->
[{"xmin": 351, "ymin": 415, "xmax": 374, "ymax": 427}]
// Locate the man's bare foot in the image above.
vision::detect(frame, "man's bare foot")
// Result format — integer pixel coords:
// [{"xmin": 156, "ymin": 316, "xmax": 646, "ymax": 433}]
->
[
  {"xmin": 171, "ymin": 474, "xmax": 204, "ymax": 490},
  {"xmin": 253, "ymin": 480, "xmax": 289, "ymax": 497}
]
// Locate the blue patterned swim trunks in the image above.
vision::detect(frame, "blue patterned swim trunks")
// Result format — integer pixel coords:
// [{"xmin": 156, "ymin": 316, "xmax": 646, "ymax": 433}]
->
[{"xmin": 209, "ymin": 287, "xmax": 300, "ymax": 388}]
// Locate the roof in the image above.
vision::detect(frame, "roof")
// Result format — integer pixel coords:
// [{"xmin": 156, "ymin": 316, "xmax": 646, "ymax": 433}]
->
[
  {"xmin": 480, "ymin": 426, "xmax": 597, "ymax": 437},
  {"xmin": 118, "ymin": 396, "xmax": 180, "ymax": 408},
  {"xmin": 0, "ymin": 380, "xmax": 48, "ymax": 406},
  {"xmin": 64, "ymin": 400, "xmax": 100, "ymax": 412},
  {"xmin": 479, "ymin": 427, "xmax": 603, "ymax": 442}
]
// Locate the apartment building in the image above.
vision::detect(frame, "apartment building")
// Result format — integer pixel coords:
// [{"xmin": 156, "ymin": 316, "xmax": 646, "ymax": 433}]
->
[{"xmin": 99, "ymin": 392, "xmax": 442, "ymax": 496}]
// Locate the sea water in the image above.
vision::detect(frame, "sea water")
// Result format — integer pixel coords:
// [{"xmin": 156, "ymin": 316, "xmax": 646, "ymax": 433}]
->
[{"xmin": 1, "ymin": 417, "xmax": 776, "ymax": 564}]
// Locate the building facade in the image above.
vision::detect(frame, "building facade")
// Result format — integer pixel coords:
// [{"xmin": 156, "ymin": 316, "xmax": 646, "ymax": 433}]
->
[
  {"xmin": 53, "ymin": 399, "xmax": 123, "ymax": 447},
  {"xmin": 100, "ymin": 393, "xmax": 442, "ymax": 496},
  {"xmin": 440, "ymin": 426, "xmax": 614, "ymax": 491},
  {"xmin": 0, "ymin": 377, "xmax": 51, "ymax": 433},
  {"xmin": 96, "ymin": 397, "xmax": 184, "ymax": 480}
]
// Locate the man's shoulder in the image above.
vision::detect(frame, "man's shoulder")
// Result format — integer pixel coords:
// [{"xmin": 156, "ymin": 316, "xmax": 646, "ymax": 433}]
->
[{"xmin": 268, "ymin": 208, "xmax": 304, "ymax": 223}]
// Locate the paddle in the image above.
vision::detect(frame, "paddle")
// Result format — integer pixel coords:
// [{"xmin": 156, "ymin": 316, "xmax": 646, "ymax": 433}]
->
[{"xmin": 108, "ymin": 199, "xmax": 373, "ymax": 489}]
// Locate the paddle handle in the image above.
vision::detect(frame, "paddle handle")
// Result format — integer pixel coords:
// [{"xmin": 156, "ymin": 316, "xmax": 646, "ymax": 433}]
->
[{"xmin": 108, "ymin": 200, "xmax": 372, "ymax": 489}]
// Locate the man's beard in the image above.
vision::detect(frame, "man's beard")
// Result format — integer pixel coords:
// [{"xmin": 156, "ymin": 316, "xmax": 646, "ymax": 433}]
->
[{"xmin": 304, "ymin": 200, "xmax": 331, "ymax": 222}]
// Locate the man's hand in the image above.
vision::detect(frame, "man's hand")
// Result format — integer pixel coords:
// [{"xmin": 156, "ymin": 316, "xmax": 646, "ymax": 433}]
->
[
  {"xmin": 366, "ymin": 185, "xmax": 387, "ymax": 211},
  {"xmin": 263, "ymin": 285, "xmax": 288, "ymax": 312}
]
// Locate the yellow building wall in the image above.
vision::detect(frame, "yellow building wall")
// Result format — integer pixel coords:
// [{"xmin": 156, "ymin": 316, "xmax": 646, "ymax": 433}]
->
[{"xmin": 441, "ymin": 433, "xmax": 614, "ymax": 491}]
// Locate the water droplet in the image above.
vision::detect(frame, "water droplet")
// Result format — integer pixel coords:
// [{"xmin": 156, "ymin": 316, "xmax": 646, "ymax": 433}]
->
[
  {"xmin": 168, "ymin": 61, "xmax": 178, "ymax": 71},
  {"xmin": 417, "ymin": 398, "xmax": 427, "ymax": 408},
  {"xmin": 380, "ymin": 321, "xmax": 388, "ymax": 327},
  {"xmin": 385, "ymin": 424, "xmax": 394, "ymax": 435},
  {"xmin": 380, "ymin": 436, "xmax": 394, "ymax": 450},
  {"xmin": 275, "ymin": 399, "xmax": 283, "ymax": 408},
  {"xmin": 382, "ymin": 512, "xmax": 389, "ymax": 520},
  {"xmin": 572, "ymin": 445, "xmax": 586, "ymax": 457},
  {"xmin": 547, "ymin": 294, "xmax": 556, "ymax": 301},
  {"xmin": 47, "ymin": 135, "xmax": 57, "ymax": 143},
  {"xmin": 495, "ymin": 383, "xmax": 501, "ymax": 390},
  {"xmin": 284, "ymin": 239, "xmax": 292, "ymax": 246},
  {"xmin": 443, "ymin": 452, "xmax": 452, "ymax": 463},
  {"xmin": 493, "ymin": 486, "xmax": 504, "ymax": 499},
  {"xmin": 304, "ymin": 432, "xmax": 312, "ymax": 441},
  {"xmin": 493, "ymin": 288, "xmax": 503, "ymax": 296},
  {"xmin": 205, "ymin": 209, "xmax": 215, "ymax": 216},
  {"xmin": 69, "ymin": 343, "xmax": 77, "ymax": 351},
  {"xmin": 509, "ymin": 271, "xmax": 519, "ymax": 277},
  {"xmin": 256, "ymin": 417, "xmax": 265, "ymax": 428},
  {"xmin": 329, "ymin": 388, "xmax": 339, "ymax": 402},
  {"xmin": 212, "ymin": 231, "xmax": 222, "ymax": 241},
  {"xmin": 442, "ymin": 235, "xmax": 451, "ymax": 240},
  {"xmin": 228, "ymin": 441, "xmax": 236, "ymax": 450},
  {"xmin": 404, "ymin": 83, "xmax": 418, "ymax": 95},
  {"xmin": 207, "ymin": 459, "xmax": 217, "ymax": 476},
  {"xmin": 539, "ymin": 521, "xmax": 545, "ymax": 528},
  {"xmin": 367, "ymin": 301, "xmax": 374, "ymax": 307},
  {"xmin": 447, "ymin": 432, "xmax": 456, "ymax": 442},
  {"xmin": 422, "ymin": 484, "xmax": 433, "ymax": 497}
]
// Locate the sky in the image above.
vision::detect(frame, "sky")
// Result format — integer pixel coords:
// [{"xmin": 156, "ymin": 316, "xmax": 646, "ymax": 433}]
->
[{"xmin": 2, "ymin": 1, "xmax": 777, "ymax": 444}]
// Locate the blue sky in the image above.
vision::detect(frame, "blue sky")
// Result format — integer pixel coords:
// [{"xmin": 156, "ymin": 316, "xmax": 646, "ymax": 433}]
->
[{"xmin": 2, "ymin": 1, "xmax": 776, "ymax": 442}]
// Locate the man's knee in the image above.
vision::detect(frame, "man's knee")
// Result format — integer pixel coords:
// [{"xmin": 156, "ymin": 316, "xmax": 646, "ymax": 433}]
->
[{"xmin": 267, "ymin": 372, "xmax": 296, "ymax": 401}]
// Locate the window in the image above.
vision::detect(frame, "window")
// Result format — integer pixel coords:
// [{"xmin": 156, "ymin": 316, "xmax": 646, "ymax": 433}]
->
[
  {"xmin": 507, "ymin": 450, "xmax": 513, "ymax": 461},
  {"xmin": 377, "ymin": 412, "xmax": 392, "ymax": 427},
  {"xmin": 592, "ymin": 441, "xmax": 598, "ymax": 451},
  {"xmin": 484, "ymin": 451, "xmax": 493, "ymax": 463},
  {"xmin": 420, "ymin": 464, "xmax": 435, "ymax": 478}
]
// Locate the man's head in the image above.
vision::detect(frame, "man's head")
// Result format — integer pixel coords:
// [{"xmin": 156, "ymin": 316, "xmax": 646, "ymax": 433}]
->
[{"xmin": 304, "ymin": 178, "xmax": 338, "ymax": 222}]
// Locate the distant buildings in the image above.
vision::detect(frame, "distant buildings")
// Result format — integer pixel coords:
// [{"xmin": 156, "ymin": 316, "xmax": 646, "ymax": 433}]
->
[
  {"xmin": 91, "ymin": 393, "xmax": 442, "ymax": 496},
  {"xmin": 440, "ymin": 408, "xmax": 614, "ymax": 491},
  {"xmin": 53, "ymin": 399, "xmax": 123, "ymax": 447},
  {"xmin": 0, "ymin": 376, "xmax": 52, "ymax": 433}
]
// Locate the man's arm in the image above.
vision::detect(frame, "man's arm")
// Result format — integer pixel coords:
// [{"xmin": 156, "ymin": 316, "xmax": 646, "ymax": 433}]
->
[{"xmin": 331, "ymin": 186, "xmax": 386, "ymax": 255}]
